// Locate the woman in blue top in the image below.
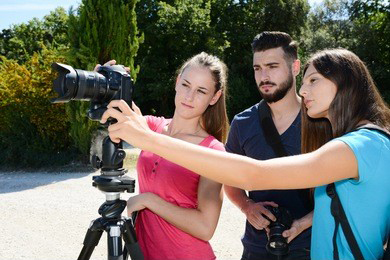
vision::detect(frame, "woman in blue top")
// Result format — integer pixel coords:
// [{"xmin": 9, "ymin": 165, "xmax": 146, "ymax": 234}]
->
[{"xmin": 101, "ymin": 48, "xmax": 390, "ymax": 259}]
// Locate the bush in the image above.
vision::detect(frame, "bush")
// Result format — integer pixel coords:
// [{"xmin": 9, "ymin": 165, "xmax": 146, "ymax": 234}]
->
[
  {"xmin": 65, "ymin": 101, "xmax": 99, "ymax": 162},
  {"xmin": 0, "ymin": 48, "xmax": 76, "ymax": 168}
]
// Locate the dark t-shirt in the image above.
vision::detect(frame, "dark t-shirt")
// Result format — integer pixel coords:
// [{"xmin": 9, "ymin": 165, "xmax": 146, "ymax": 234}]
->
[{"xmin": 226, "ymin": 103, "xmax": 312, "ymax": 253}]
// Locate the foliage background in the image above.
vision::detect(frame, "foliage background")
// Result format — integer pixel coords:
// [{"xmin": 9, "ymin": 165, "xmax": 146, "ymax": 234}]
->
[{"xmin": 0, "ymin": 0, "xmax": 389, "ymax": 168}]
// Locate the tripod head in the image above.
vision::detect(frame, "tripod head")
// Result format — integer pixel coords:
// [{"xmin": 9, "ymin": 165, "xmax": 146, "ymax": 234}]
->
[{"xmin": 91, "ymin": 134, "xmax": 135, "ymax": 195}]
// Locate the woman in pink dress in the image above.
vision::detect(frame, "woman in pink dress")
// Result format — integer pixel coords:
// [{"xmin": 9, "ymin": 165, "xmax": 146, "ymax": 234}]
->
[{"xmin": 112, "ymin": 52, "xmax": 229, "ymax": 259}]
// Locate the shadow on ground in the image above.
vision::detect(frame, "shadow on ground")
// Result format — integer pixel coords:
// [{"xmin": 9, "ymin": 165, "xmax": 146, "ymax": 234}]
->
[
  {"xmin": 0, "ymin": 149, "xmax": 140, "ymax": 194},
  {"xmin": 0, "ymin": 170, "xmax": 96, "ymax": 194}
]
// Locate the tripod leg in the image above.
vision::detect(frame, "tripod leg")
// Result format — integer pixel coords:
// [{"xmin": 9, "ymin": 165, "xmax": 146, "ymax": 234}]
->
[
  {"xmin": 122, "ymin": 218, "xmax": 144, "ymax": 260},
  {"xmin": 108, "ymin": 225, "xmax": 123, "ymax": 260},
  {"xmin": 78, "ymin": 219, "xmax": 104, "ymax": 260}
]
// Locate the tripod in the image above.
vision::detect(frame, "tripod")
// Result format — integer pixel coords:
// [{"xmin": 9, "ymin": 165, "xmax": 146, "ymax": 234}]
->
[{"xmin": 78, "ymin": 136, "xmax": 144, "ymax": 260}]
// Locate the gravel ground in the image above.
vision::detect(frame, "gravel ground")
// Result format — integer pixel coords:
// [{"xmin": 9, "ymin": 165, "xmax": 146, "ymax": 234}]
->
[{"xmin": 0, "ymin": 152, "xmax": 245, "ymax": 260}]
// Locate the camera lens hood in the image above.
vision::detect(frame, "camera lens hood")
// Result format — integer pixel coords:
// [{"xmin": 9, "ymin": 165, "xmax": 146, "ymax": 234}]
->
[{"xmin": 51, "ymin": 62, "xmax": 78, "ymax": 103}]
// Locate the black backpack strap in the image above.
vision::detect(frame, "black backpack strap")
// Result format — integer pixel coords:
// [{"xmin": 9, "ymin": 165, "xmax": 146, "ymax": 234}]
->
[
  {"xmin": 358, "ymin": 125, "xmax": 390, "ymax": 259},
  {"xmin": 257, "ymin": 100, "xmax": 313, "ymax": 211},
  {"xmin": 326, "ymin": 183, "xmax": 364, "ymax": 260},
  {"xmin": 356, "ymin": 124, "xmax": 390, "ymax": 139},
  {"xmin": 385, "ymin": 236, "xmax": 390, "ymax": 260}
]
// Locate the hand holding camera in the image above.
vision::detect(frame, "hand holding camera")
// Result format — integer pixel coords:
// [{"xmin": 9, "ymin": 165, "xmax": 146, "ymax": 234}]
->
[
  {"xmin": 241, "ymin": 200, "xmax": 278, "ymax": 230},
  {"xmin": 94, "ymin": 59, "xmax": 131, "ymax": 74},
  {"xmin": 100, "ymin": 99, "xmax": 153, "ymax": 149}
]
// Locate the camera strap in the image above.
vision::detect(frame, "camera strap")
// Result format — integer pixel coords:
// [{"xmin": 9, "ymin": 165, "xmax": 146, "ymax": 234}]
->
[
  {"xmin": 257, "ymin": 100, "xmax": 313, "ymax": 211},
  {"xmin": 326, "ymin": 125, "xmax": 390, "ymax": 260}
]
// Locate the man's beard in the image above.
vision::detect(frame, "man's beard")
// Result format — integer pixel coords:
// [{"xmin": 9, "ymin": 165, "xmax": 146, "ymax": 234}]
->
[{"xmin": 259, "ymin": 71, "xmax": 294, "ymax": 103}]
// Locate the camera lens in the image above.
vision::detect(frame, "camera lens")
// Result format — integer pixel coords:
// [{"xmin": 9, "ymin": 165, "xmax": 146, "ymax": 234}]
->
[
  {"xmin": 51, "ymin": 62, "xmax": 133, "ymax": 121},
  {"xmin": 74, "ymin": 69, "xmax": 108, "ymax": 101},
  {"xmin": 263, "ymin": 206, "xmax": 293, "ymax": 256},
  {"xmin": 51, "ymin": 62, "xmax": 110, "ymax": 103}
]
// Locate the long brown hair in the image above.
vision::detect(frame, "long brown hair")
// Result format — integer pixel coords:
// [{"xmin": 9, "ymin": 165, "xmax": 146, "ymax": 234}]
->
[
  {"xmin": 301, "ymin": 48, "xmax": 390, "ymax": 153},
  {"xmin": 178, "ymin": 52, "xmax": 229, "ymax": 143}
]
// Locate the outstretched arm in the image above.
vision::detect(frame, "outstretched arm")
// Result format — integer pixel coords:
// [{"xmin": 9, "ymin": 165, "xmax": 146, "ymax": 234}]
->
[{"xmin": 101, "ymin": 100, "xmax": 358, "ymax": 191}]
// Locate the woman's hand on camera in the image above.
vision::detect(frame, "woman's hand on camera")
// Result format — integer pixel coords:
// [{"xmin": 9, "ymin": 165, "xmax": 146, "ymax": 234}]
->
[
  {"xmin": 100, "ymin": 100, "xmax": 152, "ymax": 148},
  {"xmin": 94, "ymin": 59, "xmax": 130, "ymax": 73}
]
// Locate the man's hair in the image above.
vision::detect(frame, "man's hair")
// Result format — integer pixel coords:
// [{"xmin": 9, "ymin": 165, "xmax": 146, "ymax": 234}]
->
[{"xmin": 251, "ymin": 31, "xmax": 298, "ymax": 63}]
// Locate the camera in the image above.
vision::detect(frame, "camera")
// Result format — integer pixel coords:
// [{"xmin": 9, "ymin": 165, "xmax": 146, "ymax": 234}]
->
[
  {"xmin": 263, "ymin": 206, "xmax": 293, "ymax": 256},
  {"xmin": 51, "ymin": 61, "xmax": 135, "ymax": 180},
  {"xmin": 51, "ymin": 62, "xmax": 134, "ymax": 120},
  {"xmin": 51, "ymin": 63, "xmax": 143, "ymax": 259}
]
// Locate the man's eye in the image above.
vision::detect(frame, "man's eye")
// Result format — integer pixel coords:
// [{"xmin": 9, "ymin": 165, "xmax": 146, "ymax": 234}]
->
[
  {"xmin": 197, "ymin": 90, "xmax": 206, "ymax": 94},
  {"xmin": 310, "ymin": 78, "xmax": 317, "ymax": 83}
]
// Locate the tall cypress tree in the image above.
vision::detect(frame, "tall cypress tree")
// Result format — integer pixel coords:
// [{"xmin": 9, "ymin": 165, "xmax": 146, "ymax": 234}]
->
[{"xmin": 66, "ymin": 0, "xmax": 142, "ymax": 158}]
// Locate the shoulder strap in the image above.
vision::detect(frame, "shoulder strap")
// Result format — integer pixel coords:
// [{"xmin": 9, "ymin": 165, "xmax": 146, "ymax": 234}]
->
[
  {"xmin": 326, "ymin": 183, "xmax": 364, "ymax": 260},
  {"xmin": 356, "ymin": 124, "xmax": 390, "ymax": 139},
  {"xmin": 258, "ymin": 100, "xmax": 288, "ymax": 156},
  {"xmin": 385, "ymin": 238, "xmax": 390, "ymax": 260},
  {"xmin": 327, "ymin": 125, "xmax": 390, "ymax": 260},
  {"xmin": 357, "ymin": 125, "xmax": 390, "ymax": 259},
  {"xmin": 257, "ymin": 100, "xmax": 313, "ymax": 211}
]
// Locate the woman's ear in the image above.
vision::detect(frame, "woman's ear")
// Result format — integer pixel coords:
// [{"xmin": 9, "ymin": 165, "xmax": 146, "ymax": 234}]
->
[{"xmin": 210, "ymin": 89, "xmax": 222, "ymax": 105}]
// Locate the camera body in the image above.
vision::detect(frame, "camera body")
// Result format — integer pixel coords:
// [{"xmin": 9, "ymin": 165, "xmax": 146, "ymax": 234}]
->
[
  {"xmin": 51, "ymin": 62, "xmax": 133, "ymax": 120},
  {"xmin": 263, "ymin": 205, "xmax": 293, "ymax": 256}
]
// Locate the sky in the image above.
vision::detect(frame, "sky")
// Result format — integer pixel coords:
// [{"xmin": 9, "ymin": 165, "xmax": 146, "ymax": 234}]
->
[
  {"xmin": 0, "ymin": 0, "xmax": 81, "ymax": 31},
  {"xmin": 0, "ymin": 0, "xmax": 324, "ymax": 31}
]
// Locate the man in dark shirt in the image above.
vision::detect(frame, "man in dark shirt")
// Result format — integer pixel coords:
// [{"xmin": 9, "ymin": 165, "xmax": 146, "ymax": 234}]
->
[{"xmin": 225, "ymin": 31, "xmax": 313, "ymax": 260}]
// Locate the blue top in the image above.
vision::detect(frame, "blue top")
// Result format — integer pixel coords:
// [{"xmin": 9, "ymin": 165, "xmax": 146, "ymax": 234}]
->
[
  {"xmin": 226, "ymin": 103, "xmax": 312, "ymax": 253},
  {"xmin": 312, "ymin": 129, "xmax": 390, "ymax": 260}
]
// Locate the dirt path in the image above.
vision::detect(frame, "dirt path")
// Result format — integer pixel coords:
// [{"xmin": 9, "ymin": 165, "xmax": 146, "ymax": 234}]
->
[{"xmin": 0, "ymin": 168, "xmax": 245, "ymax": 259}]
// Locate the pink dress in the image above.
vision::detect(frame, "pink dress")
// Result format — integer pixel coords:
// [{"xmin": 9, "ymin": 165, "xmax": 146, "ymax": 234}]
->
[{"xmin": 135, "ymin": 116, "xmax": 225, "ymax": 260}]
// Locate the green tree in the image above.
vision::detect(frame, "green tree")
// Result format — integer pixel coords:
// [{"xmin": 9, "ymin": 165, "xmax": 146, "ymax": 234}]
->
[
  {"xmin": 67, "ymin": 0, "xmax": 142, "ymax": 157},
  {"xmin": 68, "ymin": 0, "xmax": 142, "ymax": 77},
  {"xmin": 135, "ymin": 0, "xmax": 227, "ymax": 116},
  {"xmin": 214, "ymin": 0, "xmax": 310, "ymax": 117},
  {"xmin": 349, "ymin": 0, "xmax": 390, "ymax": 101},
  {"xmin": 300, "ymin": 0, "xmax": 353, "ymax": 62},
  {"xmin": 0, "ymin": 7, "xmax": 69, "ymax": 63},
  {"xmin": 136, "ymin": 0, "xmax": 309, "ymax": 119},
  {"xmin": 300, "ymin": 0, "xmax": 390, "ymax": 102}
]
